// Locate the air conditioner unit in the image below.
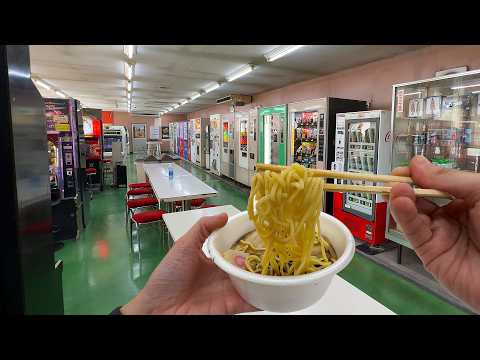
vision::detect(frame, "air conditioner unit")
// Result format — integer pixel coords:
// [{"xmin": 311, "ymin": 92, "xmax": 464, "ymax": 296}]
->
[{"xmin": 216, "ymin": 94, "xmax": 252, "ymax": 106}]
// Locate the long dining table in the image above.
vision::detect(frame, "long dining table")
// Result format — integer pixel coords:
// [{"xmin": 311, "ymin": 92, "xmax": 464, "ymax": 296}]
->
[{"xmin": 143, "ymin": 162, "xmax": 218, "ymax": 211}]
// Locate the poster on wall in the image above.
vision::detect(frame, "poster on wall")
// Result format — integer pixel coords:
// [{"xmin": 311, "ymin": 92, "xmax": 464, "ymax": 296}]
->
[
  {"xmin": 132, "ymin": 123, "xmax": 146, "ymax": 139},
  {"xmin": 45, "ymin": 98, "xmax": 70, "ymax": 133},
  {"xmin": 150, "ymin": 126, "xmax": 160, "ymax": 140},
  {"xmin": 161, "ymin": 126, "xmax": 169, "ymax": 139}
]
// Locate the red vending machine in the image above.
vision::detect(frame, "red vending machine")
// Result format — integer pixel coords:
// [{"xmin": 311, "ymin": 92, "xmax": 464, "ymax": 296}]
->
[{"xmin": 332, "ymin": 110, "xmax": 391, "ymax": 245}]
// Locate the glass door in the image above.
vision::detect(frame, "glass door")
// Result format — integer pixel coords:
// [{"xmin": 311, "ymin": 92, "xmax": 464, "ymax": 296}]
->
[
  {"xmin": 342, "ymin": 118, "xmax": 379, "ymax": 221},
  {"xmin": 292, "ymin": 110, "xmax": 322, "ymax": 168}
]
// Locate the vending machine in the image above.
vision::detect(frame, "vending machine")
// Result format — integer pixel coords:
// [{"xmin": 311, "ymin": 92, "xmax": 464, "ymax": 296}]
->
[
  {"xmin": 209, "ymin": 114, "xmax": 222, "ymax": 176},
  {"xmin": 287, "ymin": 99, "xmax": 327, "ymax": 169},
  {"xmin": 190, "ymin": 117, "xmax": 208, "ymax": 168},
  {"xmin": 248, "ymin": 108, "xmax": 258, "ymax": 183},
  {"xmin": 175, "ymin": 122, "xmax": 180, "ymax": 155},
  {"xmin": 258, "ymin": 104, "xmax": 288, "ymax": 165},
  {"xmin": 179, "ymin": 122, "xmax": 185, "ymax": 159},
  {"xmin": 188, "ymin": 120, "xmax": 193, "ymax": 162},
  {"xmin": 204, "ymin": 120, "xmax": 210, "ymax": 170},
  {"xmin": 234, "ymin": 110, "xmax": 250, "ymax": 186},
  {"xmin": 221, "ymin": 112, "xmax": 235, "ymax": 179},
  {"xmin": 332, "ymin": 110, "xmax": 392, "ymax": 245},
  {"xmin": 169, "ymin": 123, "xmax": 175, "ymax": 153}
]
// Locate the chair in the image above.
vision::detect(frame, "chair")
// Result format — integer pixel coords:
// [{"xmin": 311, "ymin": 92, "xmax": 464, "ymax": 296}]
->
[
  {"xmin": 126, "ymin": 187, "xmax": 154, "ymax": 200},
  {"xmin": 190, "ymin": 198, "xmax": 206, "ymax": 208},
  {"xmin": 130, "ymin": 209, "xmax": 167, "ymax": 253},
  {"xmin": 128, "ymin": 182, "xmax": 151, "ymax": 189},
  {"xmin": 126, "ymin": 197, "xmax": 159, "ymax": 227}
]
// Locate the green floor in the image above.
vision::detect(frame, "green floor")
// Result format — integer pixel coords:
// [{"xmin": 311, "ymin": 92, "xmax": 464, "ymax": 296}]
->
[{"xmin": 56, "ymin": 155, "xmax": 468, "ymax": 315}]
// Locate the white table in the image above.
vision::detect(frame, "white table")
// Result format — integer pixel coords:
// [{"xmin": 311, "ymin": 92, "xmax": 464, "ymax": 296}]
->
[
  {"xmin": 243, "ymin": 276, "xmax": 395, "ymax": 315},
  {"xmin": 143, "ymin": 162, "xmax": 218, "ymax": 210},
  {"xmin": 163, "ymin": 205, "xmax": 241, "ymax": 242},
  {"xmin": 162, "ymin": 206, "xmax": 395, "ymax": 315}
]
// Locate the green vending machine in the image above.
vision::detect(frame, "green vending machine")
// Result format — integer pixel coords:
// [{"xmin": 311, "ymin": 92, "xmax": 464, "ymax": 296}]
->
[{"xmin": 258, "ymin": 104, "xmax": 288, "ymax": 165}]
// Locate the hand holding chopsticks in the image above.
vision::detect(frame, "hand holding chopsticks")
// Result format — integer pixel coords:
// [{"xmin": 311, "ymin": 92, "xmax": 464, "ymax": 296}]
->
[{"xmin": 256, "ymin": 163, "xmax": 452, "ymax": 199}]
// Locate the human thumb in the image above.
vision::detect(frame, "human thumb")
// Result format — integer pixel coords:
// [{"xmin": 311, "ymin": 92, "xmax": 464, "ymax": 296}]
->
[
  {"xmin": 409, "ymin": 155, "xmax": 480, "ymax": 202},
  {"xmin": 182, "ymin": 213, "xmax": 228, "ymax": 248}
]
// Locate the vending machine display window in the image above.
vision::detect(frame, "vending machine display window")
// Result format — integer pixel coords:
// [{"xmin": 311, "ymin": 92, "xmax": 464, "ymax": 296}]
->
[
  {"xmin": 387, "ymin": 69, "xmax": 480, "ymax": 248},
  {"xmin": 292, "ymin": 111, "xmax": 324, "ymax": 168}
]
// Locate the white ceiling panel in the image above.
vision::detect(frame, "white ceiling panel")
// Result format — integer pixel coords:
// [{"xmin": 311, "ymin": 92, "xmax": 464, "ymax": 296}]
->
[{"xmin": 30, "ymin": 45, "xmax": 427, "ymax": 115}]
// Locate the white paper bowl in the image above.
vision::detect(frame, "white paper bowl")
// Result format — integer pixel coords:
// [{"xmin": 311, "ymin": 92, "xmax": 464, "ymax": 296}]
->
[{"xmin": 206, "ymin": 211, "xmax": 355, "ymax": 313}]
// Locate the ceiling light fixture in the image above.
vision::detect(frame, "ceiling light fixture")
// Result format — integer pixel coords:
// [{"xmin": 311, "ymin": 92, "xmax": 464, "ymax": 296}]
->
[
  {"xmin": 472, "ymin": 90, "xmax": 480, "ymax": 94},
  {"xmin": 264, "ymin": 45, "xmax": 305, "ymax": 62},
  {"xmin": 127, "ymin": 91, "xmax": 131, "ymax": 100},
  {"xmin": 127, "ymin": 81, "xmax": 132, "ymax": 92},
  {"xmin": 123, "ymin": 45, "xmax": 137, "ymax": 60},
  {"xmin": 190, "ymin": 93, "xmax": 201, "ymax": 101},
  {"xmin": 451, "ymin": 83, "xmax": 480, "ymax": 90},
  {"xmin": 35, "ymin": 79, "xmax": 51, "ymax": 91},
  {"xmin": 55, "ymin": 91, "xmax": 66, "ymax": 98},
  {"xmin": 124, "ymin": 62, "xmax": 134, "ymax": 80},
  {"xmin": 204, "ymin": 82, "xmax": 221, "ymax": 93},
  {"xmin": 180, "ymin": 100, "xmax": 189, "ymax": 106},
  {"xmin": 226, "ymin": 64, "xmax": 254, "ymax": 82}
]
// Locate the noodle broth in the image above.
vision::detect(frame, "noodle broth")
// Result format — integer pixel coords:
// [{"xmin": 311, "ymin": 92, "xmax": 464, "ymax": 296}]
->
[{"xmin": 223, "ymin": 230, "xmax": 337, "ymax": 276}]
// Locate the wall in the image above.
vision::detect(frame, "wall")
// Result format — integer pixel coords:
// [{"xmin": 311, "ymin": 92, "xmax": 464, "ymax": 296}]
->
[
  {"xmin": 112, "ymin": 112, "xmax": 186, "ymax": 153},
  {"xmin": 188, "ymin": 45, "xmax": 480, "ymax": 118}
]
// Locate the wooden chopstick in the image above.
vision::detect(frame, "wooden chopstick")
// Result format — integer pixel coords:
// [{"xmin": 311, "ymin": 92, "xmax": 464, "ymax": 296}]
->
[
  {"xmin": 256, "ymin": 163, "xmax": 452, "ymax": 199},
  {"xmin": 324, "ymin": 183, "xmax": 451, "ymax": 199},
  {"xmin": 256, "ymin": 163, "xmax": 413, "ymax": 184}
]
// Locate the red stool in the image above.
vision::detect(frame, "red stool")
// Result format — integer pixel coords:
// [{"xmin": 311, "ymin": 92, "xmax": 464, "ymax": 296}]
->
[
  {"xmin": 130, "ymin": 209, "xmax": 167, "ymax": 252},
  {"xmin": 129, "ymin": 182, "xmax": 151, "ymax": 189},
  {"xmin": 191, "ymin": 198, "xmax": 206, "ymax": 208},
  {"xmin": 126, "ymin": 187, "xmax": 154, "ymax": 200},
  {"xmin": 200, "ymin": 204, "xmax": 218, "ymax": 208},
  {"xmin": 126, "ymin": 197, "xmax": 159, "ymax": 227}
]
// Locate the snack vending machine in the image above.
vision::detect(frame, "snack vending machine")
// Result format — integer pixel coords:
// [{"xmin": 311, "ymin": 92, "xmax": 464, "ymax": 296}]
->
[
  {"xmin": 234, "ymin": 110, "xmax": 250, "ymax": 186},
  {"xmin": 209, "ymin": 114, "xmax": 222, "ymax": 176},
  {"xmin": 221, "ymin": 112, "xmax": 235, "ymax": 179},
  {"xmin": 332, "ymin": 110, "xmax": 392, "ymax": 245},
  {"xmin": 257, "ymin": 104, "xmax": 288, "ymax": 165},
  {"xmin": 169, "ymin": 123, "xmax": 175, "ymax": 153},
  {"xmin": 287, "ymin": 99, "xmax": 327, "ymax": 169},
  {"xmin": 248, "ymin": 108, "xmax": 258, "ymax": 183},
  {"xmin": 386, "ymin": 69, "xmax": 480, "ymax": 250}
]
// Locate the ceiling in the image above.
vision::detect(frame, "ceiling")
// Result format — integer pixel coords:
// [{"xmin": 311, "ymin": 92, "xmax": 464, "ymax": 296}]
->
[{"xmin": 29, "ymin": 45, "xmax": 427, "ymax": 115}]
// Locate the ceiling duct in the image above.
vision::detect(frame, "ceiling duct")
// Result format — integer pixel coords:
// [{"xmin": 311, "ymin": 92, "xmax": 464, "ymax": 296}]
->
[{"xmin": 216, "ymin": 94, "xmax": 252, "ymax": 106}]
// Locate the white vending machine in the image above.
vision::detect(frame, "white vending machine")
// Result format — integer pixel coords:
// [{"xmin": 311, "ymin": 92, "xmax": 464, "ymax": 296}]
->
[
  {"xmin": 190, "ymin": 117, "xmax": 208, "ymax": 168},
  {"xmin": 234, "ymin": 110, "xmax": 250, "ymax": 186},
  {"xmin": 248, "ymin": 108, "xmax": 258, "ymax": 184},
  {"xmin": 204, "ymin": 119, "xmax": 210, "ymax": 170},
  {"xmin": 209, "ymin": 114, "xmax": 222, "ymax": 176},
  {"xmin": 221, "ymin": 112, "xmax": 235, "ymax": 179}
]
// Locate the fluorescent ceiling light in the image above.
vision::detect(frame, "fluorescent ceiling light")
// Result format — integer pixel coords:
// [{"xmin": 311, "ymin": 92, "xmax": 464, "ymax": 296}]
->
[
  {"xmin": 226, "ymin": 64, "xmax": 254, "ymax": 82},
  {"xmin": 55, "ymin": 91, "xmax": 66, "ymax": 98},
  {"xmin": 127, "ymin": 81, "xmax": 132, "ymax": 92},
  {"xmin": 190, "ymin": 93, "xmax": 201, "ymax": 100},
  {"xmin": 173, "ymin": 104, "xmax": 180, "ymax": 109},
  {"xmin": 127, "ymin": 92, "xmax": 131, "ymax": 99},
  {"xmin": 451, "ymin": 83, "xmax": 480, "ymax": 90},
  {"xmin": 123, "ymin": 45, "xmax": 136, "ymax": 59},
  {"xmin": 472, "ymin": 90, "xmax": 480, "ymax": 94},
  {"xmin": 264, "ymin": 45, "xmax": 305, "ymax": 62},
  {"xmin": 404, "ymin": 91, "xmax": 423, "ymax": 96},
  {"xmin": 204, "ymin": 82, "xmax": 220, "ymax": 93},
  {"xmin": 124, "ymin": 62, "xmax": 134, "ymax": 80},
  {"xmin": 180, "ymin": 100, "xmax": 189, "ymax": 105},
  {"xmin": 35, "ymin": 79, "xmax": 51, "ymax": 91}
]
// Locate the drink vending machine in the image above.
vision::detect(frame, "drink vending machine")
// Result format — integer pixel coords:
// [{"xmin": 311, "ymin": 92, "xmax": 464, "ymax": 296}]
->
[
  {"xmin": 209, "ymin": 114, "xmax": 222, "ymax": 176},
  {"xmin": 221, "ymin": 112, "xmax": 235, "ymax": 179},
  {"xmin": 248, "ymin": 108, "xmax": 258, "ymax": 183},
  {"xmin": 190, "ymin": 117, "xmax": 208, "ymax": 168},
  {"xmin": 204, "ymin": 120, "xmax": 210, "ymax": 170},
  {"xmin": 332, "ymin": 110, "xmax": 392, "ymax": 245},
  {"xmin": 188, "ymin": 120, "xmax": 192, "ymax": 162},
  {"xmin": 287, "ymin": 99, "xmax": 327, "ymax": 169},
  {"xmin": 234, "ymin": 110, "xmax": 250, "ymax": 185}
]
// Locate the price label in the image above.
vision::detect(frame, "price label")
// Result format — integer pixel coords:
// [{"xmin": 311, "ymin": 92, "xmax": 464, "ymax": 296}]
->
[{"xmin": 396, "ymin": 89, "xmax": 404, "ymax": 113}]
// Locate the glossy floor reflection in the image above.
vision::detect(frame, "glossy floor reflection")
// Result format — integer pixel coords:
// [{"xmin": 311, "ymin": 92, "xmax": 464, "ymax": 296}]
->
[{"xmin": 57, "ymin": 155, "xmax": 467, "ymax": 315}]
